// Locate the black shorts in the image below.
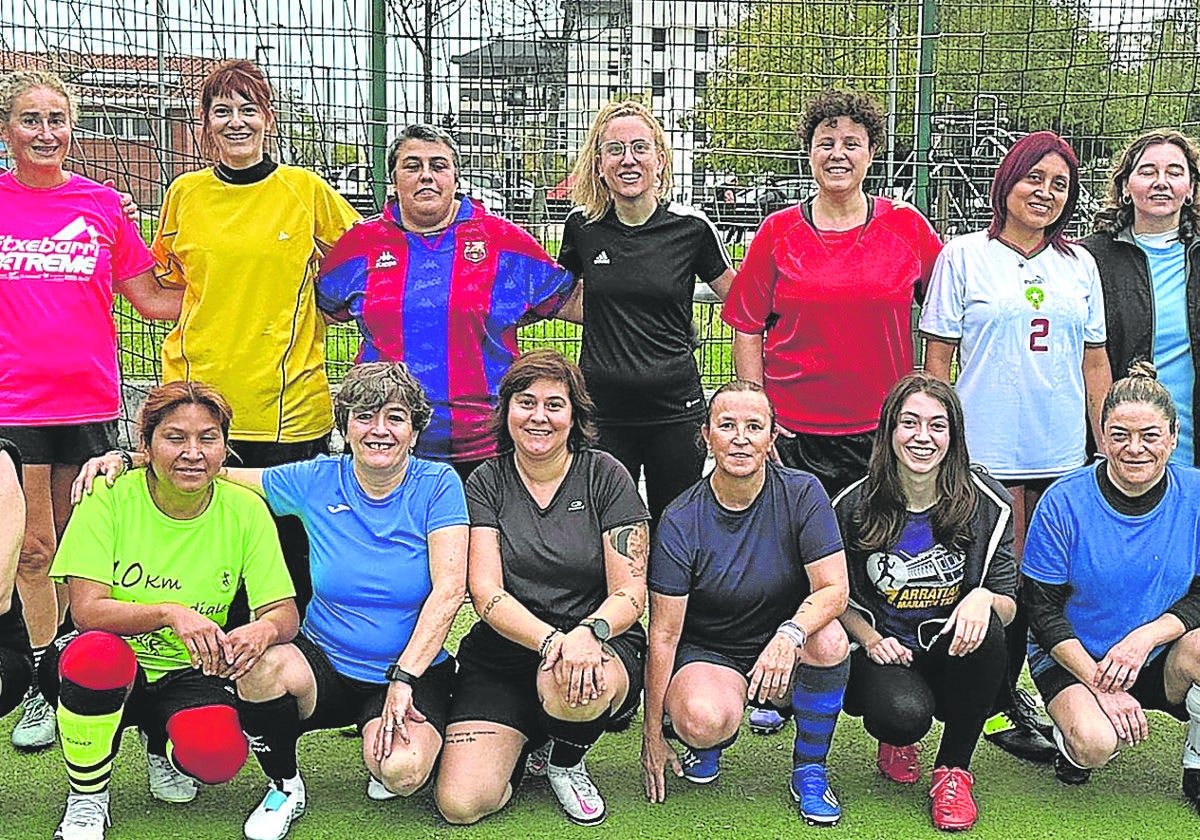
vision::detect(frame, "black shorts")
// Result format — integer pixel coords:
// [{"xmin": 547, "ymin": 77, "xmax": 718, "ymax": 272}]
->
[
  {"xmin": 672, "ymin": 640, "xmax": 783, "ymax": 711},
  {"xmin": 0, "ymin": 644, "xmax": 33, "ymax": 718},
  {"xmin": 774, "ymin": 430, "xmax": 873, "ymax": 498},
  {"xmin": 1032, "ymin": 643, "xmax": 1187, "ymax": 721},
  {"xmin": 294, "ymin": 633, "xmax": 454, "ymax": 735},
  {"xmin": 449, "ymin": 623, "xmax": 645, "ymax": 737},
  {"xmin": 39, "ymin": 631, "xmax": 237, "ymax": 748},
  {"xmin": 0, "ymin": 421, "xmax": 117, "ymax": 466}
]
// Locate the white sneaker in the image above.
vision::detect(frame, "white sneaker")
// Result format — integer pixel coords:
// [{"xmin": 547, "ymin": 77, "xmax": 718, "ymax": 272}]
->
[
  {"xmin": 12, "ymin": 691, "xmax": 56, "ymax": 751},
  {"xmin": 53, "ymin": 791, "xmax": 110, "ymax": 840},
  {"xmin": 139, "ymin": 731, "xmax": 197, "ymax": 803},
  {"xmin": 525, "ymin": 739, "xmax": 552, "ymax": 778},
  {"xmin": 366, "ymin": 775, "xmax": 398, "ymax": 801},
  {"xmin": 545, "ymin": 759, "xmax": 606, "ymax": 826},
  {"xmin": 244, "ymin": 777, "xmax": 306, "ymax": 840}
]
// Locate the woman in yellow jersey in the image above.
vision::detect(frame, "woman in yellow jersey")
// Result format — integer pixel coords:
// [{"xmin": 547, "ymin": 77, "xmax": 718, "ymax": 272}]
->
[{"xmin": 152, "ymin": 60, "xmax": 360, "ymax": 616}]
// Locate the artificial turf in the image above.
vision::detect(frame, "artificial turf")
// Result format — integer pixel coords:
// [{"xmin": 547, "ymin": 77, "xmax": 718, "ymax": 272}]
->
[{"xmin": 4, "ymin": 605, "xmax": 1196, "ymax": 839}]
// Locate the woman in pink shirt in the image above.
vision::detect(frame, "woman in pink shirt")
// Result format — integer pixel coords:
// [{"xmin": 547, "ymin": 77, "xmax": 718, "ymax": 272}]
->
[{"xmin": 0, "ymin": 70, "xmax": 180, "ymax": 752}]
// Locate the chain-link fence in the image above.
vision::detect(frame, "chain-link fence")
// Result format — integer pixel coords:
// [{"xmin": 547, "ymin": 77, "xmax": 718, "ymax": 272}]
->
[{"xmin": 5, "ymin": 0, "xmax": 1196, "ymax": 429}]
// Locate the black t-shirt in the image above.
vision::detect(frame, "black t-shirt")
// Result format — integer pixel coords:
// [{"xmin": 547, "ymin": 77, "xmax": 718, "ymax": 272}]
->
[
  {"xmin": 558, "ymin": 202, "xmax": 731, "ymax": 425},
  {"xmin": 0, "ymin": 438, "xmax": 29, "ymax": 655},
  {"xmin": 466, "ymin": 448, "xmax": 649, "ymax": 632}
]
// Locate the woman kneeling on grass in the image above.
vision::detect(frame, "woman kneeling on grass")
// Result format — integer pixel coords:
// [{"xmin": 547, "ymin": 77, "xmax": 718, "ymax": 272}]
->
[
  {"xmin": 48, "ymin": 382, "xmax": 298, "ymax": 840},
  {"xmin": 75, "ymin": 362, "xmax": 468, "ymax": 840},
  {"xmin": 434, "ymin": 350, "xmax": 649, "ymax": 827},
  {"xmin": 641, "ymin": 380, "xmax": 851, "ymax": 826},
  {"xmin": 836, "ymin": 373, "xmax": 1016, "ymax": 831},
  {"xmin": 1023, "ymin": 362, "xmax": 1200, "ymax": 806}
]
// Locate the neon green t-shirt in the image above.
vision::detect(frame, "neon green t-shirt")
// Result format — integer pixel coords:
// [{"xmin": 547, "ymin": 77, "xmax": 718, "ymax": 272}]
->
[{"xmin": 50, "ymin": 470, "xmax": 295, "ymax": 682}]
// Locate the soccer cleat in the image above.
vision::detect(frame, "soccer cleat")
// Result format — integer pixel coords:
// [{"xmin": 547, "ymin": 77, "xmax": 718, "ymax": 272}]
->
[
  {"xmin": 877, "ymin": 741, "xmax": 922, "ymax": 784},
  {"xmin": 679, "ymin": 746, "xmax": 721, "ymax": 784},
  {"xmin": 545, "ymin": 759, "xmax": 606, "ymax": 826},
  {"xmin": 244, "ymin": 778, "xmax": 306, "ymax": 840},
  {"xmin": 1184, "ymin": 768, "xmax": 1200, "ymax": 813},
  {"xmin": 11, "ymin": 691, "xmax": 56, "ymax": 751},
  {"xmin": 366, "ymin": 775, "xmax": 398, "ymax": 801},
  {"xmin": 140, "ymin": 731, "xmax": 197, "ymax": 803},
  {"xmin": 983, "ymin": 690, "xmax": 1055, "ymax": 764},
  {"xmin": 53, "ymin": 791, "xmax": 110, "ymax": 840},
  {"xmin": 790, "ymin": 763, "xmax": 841, "ymax": 826},
  {"xmin": 525, "ymin": 739, "xmax": 552, "ymax": 778},
  {"xmin": 1054, "ymin": 752, "xmax": 1091, "ymax": 786},
  {"xmin": 749, "ymin": 706, "xmax": 791, "ymax": 735},
  {"xmin": 929, "ymin": 766, "xmax": 977, "ymax": 831}
]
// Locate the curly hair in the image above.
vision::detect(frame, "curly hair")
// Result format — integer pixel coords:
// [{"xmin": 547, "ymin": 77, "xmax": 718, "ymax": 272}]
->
[
  {"xmin": 1092, "ymin": 130, "xmax": 1200, "ymax": 243},
  {"xmin": 798, "ymin": 89, "xmax": 886, "ymax": 151},
  {"xmin": 0, "ymin": 70, "xmax": 77, "ymax": 125},
  {"xmin": 851, "ymin": 373, "xmax": 977, "ymax": 553},
  {"xmin": 988, "ymin": 131, "xmax": 1080, "ymax": 256},
  {"xmin": 491, "ymin": 349, "xmax": 598, "ymax": 453},
  {"xmin": 198, "ymin": 59, "xmax": 275, "ymax": 163},
  {"xmin": 570, "ymin": 100, "xmax": 672, "ymax": 223},
  {"xmin": 334, "ymin": 361, "xmax": 433, "ymax": 437}
]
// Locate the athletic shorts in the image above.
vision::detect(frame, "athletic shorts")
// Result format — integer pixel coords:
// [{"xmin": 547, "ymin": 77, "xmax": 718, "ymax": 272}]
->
[
  {"xmin": 449, "ymin": 623, "xmax": 644, "ymax": 737},
  {"xmin": 294, "ymin": 633, "xmax": 454, "ymax": 734},
  {"xmin": 39, "ymin": 630, "xmax": 237, "ymax": 751},
  {"xmin": 774, "ymin": 430, "xmax": 873, "ymax": 497},
  {"xmin": 0, "ymin": 643, "xmax": 33, "ymax": 718},
  {"xmin": 1030, "ymin": 639, "xmax": 1186, "ymax": 720},
  {"xmin": 672, "ymin": 639, "xmax": 781, "ymax": 711},
  {"xmin": 0, "ymin": 421, "xmax": 117, "ymax": 466}
]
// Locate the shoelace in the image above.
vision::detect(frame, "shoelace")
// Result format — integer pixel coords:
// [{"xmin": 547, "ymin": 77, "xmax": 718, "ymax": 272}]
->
[
  {"xmin": 932, "ymin": 770, "xmax": 966, "ymax": 804},
  {"xmin": 64, "ymin": 797, "xmax": 107, "ymax": 827},
  {"xmin": 21, "ymin": 698, "xmax": 53, "ymax": 724},
  {"xmin": 799, "ymin": 768, "xmax": 828, "ymax": 796},
  {"xmin": 893, "ymin": 744, "xmax": 920, "ymax": 771}
]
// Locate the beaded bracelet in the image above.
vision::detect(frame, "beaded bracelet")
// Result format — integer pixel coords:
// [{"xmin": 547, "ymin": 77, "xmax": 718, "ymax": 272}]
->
[{"xmin": 538, "ymin": 629, "xmax": 561, "ymax": 659}]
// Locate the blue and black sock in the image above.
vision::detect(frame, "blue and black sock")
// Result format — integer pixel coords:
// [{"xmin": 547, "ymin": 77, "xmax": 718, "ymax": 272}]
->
[{"xmin": 791, "ymin": 657, "xmax": 849, "ymax": 768}]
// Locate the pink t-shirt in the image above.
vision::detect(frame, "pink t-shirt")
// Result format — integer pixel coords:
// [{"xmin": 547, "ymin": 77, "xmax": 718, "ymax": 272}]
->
[{"xmin": 0, "ymin": 172, "xmax": 155, "ymax": 424}]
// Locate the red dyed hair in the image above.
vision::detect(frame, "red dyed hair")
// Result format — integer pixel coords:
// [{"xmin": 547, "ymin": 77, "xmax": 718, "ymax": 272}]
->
[
  {"xmin": 988, "ymin": 130, "xmax": 1080, "ymax": 255},
  {"xmin": 198, "ymin": 59, "xmax": 275, "ymax": 162}
]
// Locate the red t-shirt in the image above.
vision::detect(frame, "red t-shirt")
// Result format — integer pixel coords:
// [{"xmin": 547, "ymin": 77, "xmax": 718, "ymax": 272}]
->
[{"xmin": 722, "ymin": 197, "xmax": 942, "ymax": 435}]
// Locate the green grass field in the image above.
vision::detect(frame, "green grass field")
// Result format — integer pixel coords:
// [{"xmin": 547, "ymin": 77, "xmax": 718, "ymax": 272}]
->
[{"xmin": 5, "ymin": 605, "xmax": 1196, "ymax": 839}]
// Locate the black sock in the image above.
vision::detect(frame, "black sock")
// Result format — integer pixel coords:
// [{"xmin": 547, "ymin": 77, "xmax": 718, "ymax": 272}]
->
[
  {"xmin": 541, "ymin": 708, "xmax": 611, "ymax": 768},
  {"xmin": 237, "ymin": 694, "xmax": 301, "ymax": 781}
]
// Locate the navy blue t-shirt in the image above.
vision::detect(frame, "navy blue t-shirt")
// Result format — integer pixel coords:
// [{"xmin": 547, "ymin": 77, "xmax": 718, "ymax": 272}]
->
[{"xmin": 649, "ymin": 462, "xmax": 843, "ymax": 663}]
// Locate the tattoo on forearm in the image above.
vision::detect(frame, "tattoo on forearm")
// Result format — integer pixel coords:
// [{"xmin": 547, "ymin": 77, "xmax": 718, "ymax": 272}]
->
[
  {"xmin": 609, "ymin": 522, "xmax": 648, "ymax": 577},
  {"xmin": 481, "ymin": 592, "xmax": 509, "ymax": 620},
  {"xmin": 612, "ymin": 588, "xmax": 643, "ymax": 614}
]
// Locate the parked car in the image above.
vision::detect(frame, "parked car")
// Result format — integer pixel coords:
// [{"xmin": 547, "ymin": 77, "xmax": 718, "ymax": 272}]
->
[{"xmin": 704, "ymin": 175, "xmax": 815, "ymax": 242}]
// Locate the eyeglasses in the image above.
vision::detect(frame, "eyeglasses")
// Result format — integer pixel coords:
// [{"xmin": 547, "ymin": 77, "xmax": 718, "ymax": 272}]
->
[{"xmin": 599, "ymin": 139, "xmax": 656, "ymax": 159}]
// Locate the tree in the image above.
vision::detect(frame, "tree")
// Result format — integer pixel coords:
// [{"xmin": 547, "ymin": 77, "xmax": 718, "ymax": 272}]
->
[{"xmin": 388, "ymin": 0, "xmax": 468, "ymax": 123}]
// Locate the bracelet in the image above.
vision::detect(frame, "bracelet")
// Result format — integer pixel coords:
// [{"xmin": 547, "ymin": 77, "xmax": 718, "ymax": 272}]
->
[
  {"xmin": 538, "ymin": 629, "xmax": 561, "ymax": 659},
  {"xmin": 385, "ymin": 663, "xmax": 417, "ymax": 685},
  {"xmin": 776, "ymin": 620, "xmax": 807, "ymax": 649},
  {"xmin": 109, "ymin": 449, "xmax": 134, "ymax": 472}
]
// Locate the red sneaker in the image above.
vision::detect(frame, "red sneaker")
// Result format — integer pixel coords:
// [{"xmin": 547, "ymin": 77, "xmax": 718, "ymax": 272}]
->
[
  {"xmin": 877, "ymin": 741, "xmax": 922, "ymax": 784},
  {"xmin": 929, "ymin": 766, "xmax": 977, "ymax": 831}
]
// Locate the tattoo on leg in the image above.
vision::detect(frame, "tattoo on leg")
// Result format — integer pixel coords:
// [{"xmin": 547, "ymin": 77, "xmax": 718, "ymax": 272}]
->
[{"xmin": 444, "ymin": 728, "xmax": 500, "ymax": 745}]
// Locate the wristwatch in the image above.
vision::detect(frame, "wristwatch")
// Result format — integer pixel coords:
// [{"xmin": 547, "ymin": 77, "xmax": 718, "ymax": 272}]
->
[
  {"xmin": 385, "ymin": 664, "xmax": 417, "ymax": 685},
  {"xmin": 579, "ymin": 617, "xmax": 611, "ymax": 642}
]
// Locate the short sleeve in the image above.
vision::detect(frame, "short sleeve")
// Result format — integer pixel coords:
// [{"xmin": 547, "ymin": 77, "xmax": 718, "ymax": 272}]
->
[
  {"xmin": 649, "ymin": 506, "xmax": 694, "ymax": 597},
  {"xmin": 1020, "ymin": 491, "xmax": 1071, "ymax": 586},
  {"xmin": 919, "ymin": 245, "xmax": 967, "ymax": 341},
  {"xmin": 261, "ymin": 460, "xmax": 313, "ymax": 518},
  {"xmin": 557, "ymin": 211, "xmax": 584, "ymax": 276},
  {"xmin": 465, "ymin": 459, "xmax": 503, "ymax": 529},
  {"xmin": 151, "ymin": 182, "xmax": 186, "ymax": 289},
  {"xmin": 691, "ymin": 211, "xmax": 734, "ymax": 284},
  {"xmin": 592, "ymin": 452, "xmax": 650, "ymax": 531},
  {"xmin": 238, "ymin": 496, "xmax": 296, "ymax": 611},
  {"xmin": 423, "ymin": 464, "xmax": 470, "ymax": 533},
  {"xmin": 311, "ymin": 176, "xmax": 361, "ymax": 256},
  {"xmin": 913, "ymin": 210, "xmax": 944, "ymax": 301},
  {"xmin": 50, "ymin": 482, "xmax": 117, "ymax": 585},
  {"xmin": 789, "ymin": 476, "xmax": 844, "ymax": 564},
  {"xmin": 110, "ymin": 199, "xmax": 155, "ymax": 283},
  {"xmin": 315, "ymin": 227, "xmax": 369, "ymax": 317},
  {"xmin": 1079, "ymin": 248, "xmax": 1107, "ymax": 345},
  {"xmin": 721, "ymin": 215, "xmax": 777, "ymax": 333}
]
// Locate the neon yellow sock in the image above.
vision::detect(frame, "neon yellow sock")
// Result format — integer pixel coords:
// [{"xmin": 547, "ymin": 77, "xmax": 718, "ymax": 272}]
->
[{"xmin": 57, "ymin": 705, "xmax": 124, "ymax": 794}]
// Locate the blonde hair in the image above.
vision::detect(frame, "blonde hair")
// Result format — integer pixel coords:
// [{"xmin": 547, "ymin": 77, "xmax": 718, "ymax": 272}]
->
[
  {"xmin": 569, "ymin": 100, "xmax": 673, "ymax": 223},
  {"xmin": 0, "ymin": 70, "xmax": 78, "ymax": 124}
]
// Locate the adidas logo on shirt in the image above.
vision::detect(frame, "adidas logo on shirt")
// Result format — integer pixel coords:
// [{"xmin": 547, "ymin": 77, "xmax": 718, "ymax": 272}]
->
[{"xmin": 593, "ymin": 251, "xmax": 610, "ymax": 265}]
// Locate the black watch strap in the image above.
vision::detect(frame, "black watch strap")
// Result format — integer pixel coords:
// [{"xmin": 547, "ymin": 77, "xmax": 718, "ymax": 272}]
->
[{"xmin": 385, "ymin": 664, "xmax": 417, "ymax": 685}]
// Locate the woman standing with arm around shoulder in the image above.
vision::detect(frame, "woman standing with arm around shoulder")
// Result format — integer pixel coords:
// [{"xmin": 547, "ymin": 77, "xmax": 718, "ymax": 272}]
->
[
  {"xmin": 153, "ymin": 59, "xmax": 360, "ymax": 616},
  {"xmin": 1081, "ymin": 130, "xmax": 1200, "ymax": 465},
  {"xmin": 558, "ymin": 101, "xmax": 735, "ymax": 528},
  {"xmin": 836, "ymin": 373, "xmax": 1016, "ymax": 831},
  {"xmin": 920, "ymin": 131, "xmax": 1110, "ymax": 764}
]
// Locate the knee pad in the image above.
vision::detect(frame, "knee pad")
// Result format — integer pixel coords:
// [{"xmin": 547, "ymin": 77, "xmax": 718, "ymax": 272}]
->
[
  {"xmin": 166, "ymin": 705, "xmax": 248, "ymax": 784},
  {"xmin": 59, "ymin": 631, "xmax": 138, "ymax": 691}
]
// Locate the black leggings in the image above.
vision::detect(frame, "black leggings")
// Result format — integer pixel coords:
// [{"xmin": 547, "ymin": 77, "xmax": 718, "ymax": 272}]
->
[
  {"xmin": 597, "ymin": 418, "xmax": 704, "ymax": 528},
  {"xmin": 843, "ymin": 614, "xmax": 1007, "ymax": 770}
]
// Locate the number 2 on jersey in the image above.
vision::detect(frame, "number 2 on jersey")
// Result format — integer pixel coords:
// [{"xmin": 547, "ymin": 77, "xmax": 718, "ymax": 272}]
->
[{"xmin": 1029, "ymin": 317, "xmax": 1049, "ymax": 352}]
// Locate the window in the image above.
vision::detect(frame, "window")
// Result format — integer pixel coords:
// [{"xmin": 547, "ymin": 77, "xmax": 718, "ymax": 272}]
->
[
  {"xmin": 651, "ymin": 71, "xmax": 665, "ymax": 98},
  {"xmin": 694, "ymin": 71, "xmax": 708, "ymax": 98},
  {"xmin": 651, "ymin": 28, "xmax": 666, "ymax": 52},
  {"xmin": 695, "ymin": 29, "xmax": 710, "ymax": 52}
]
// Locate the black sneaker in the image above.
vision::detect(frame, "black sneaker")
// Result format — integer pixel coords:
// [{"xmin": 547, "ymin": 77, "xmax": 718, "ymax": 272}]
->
[
  {"xmin": 1183, "ymin": 768, "xmax": 1200, "ymax": 812},
  {"xmin": 1009, "ymin": 688, "xmax": 1055, "ymax": 740},
  {"xmin": 1054, "ymin": 751, "xmax": 1091, "ymax": 785},
  {"xmin": 983, "ymin": 700, "xmax": 1056, "ymax": 764}
]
